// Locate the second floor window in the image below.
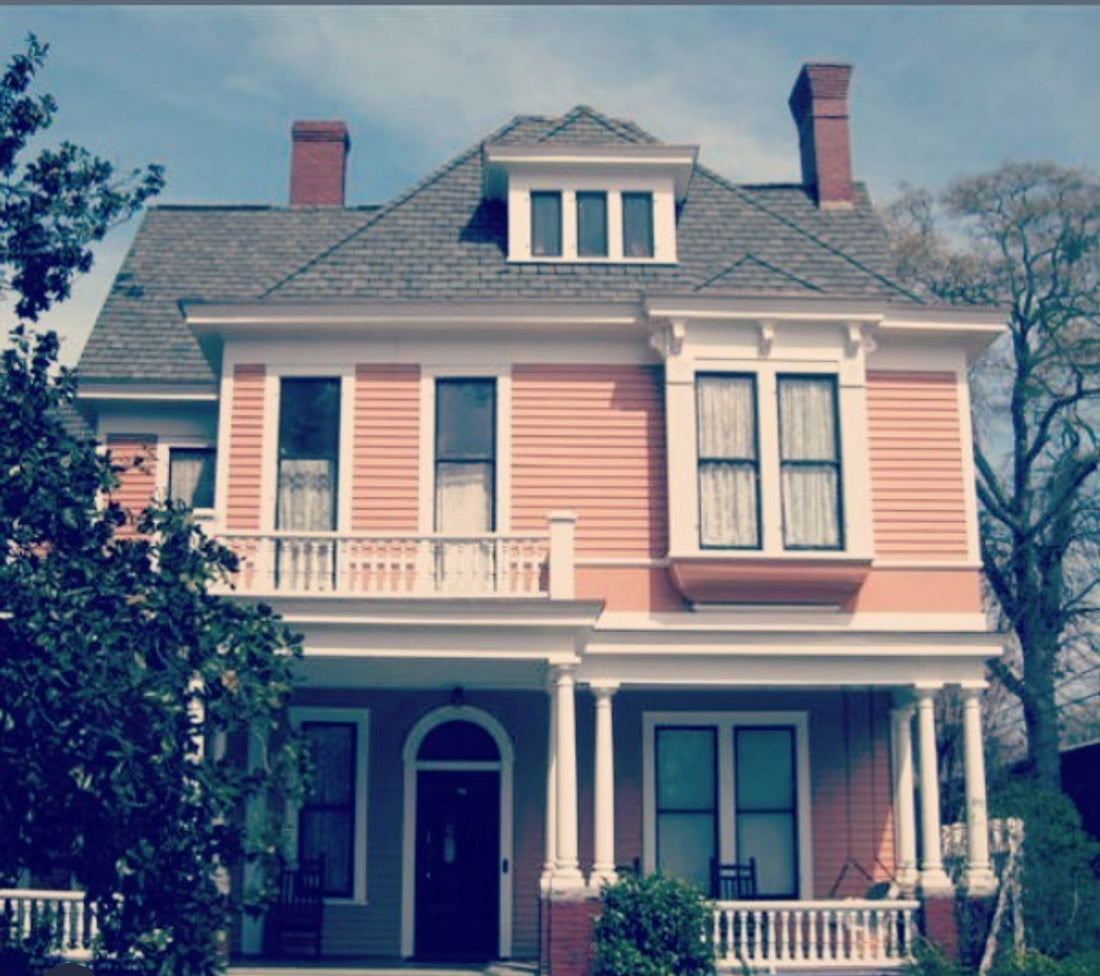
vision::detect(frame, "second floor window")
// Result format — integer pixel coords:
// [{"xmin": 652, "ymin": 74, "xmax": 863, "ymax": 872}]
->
[
  {"xmin": 168, "ymin": 446, "xmax": 215, "ymax": 510},
  {"xmin": 435, "ymin": 378, "xmax": 496, "ymax": 534},
  {"xmin": 778, "ymin": 376, "xmax": 842, "ymax": 549},
  {"xmin": 278, "ymin": 378, "xmax": 340, "ymax": 532},
  {"xmin": 697, "ymin": 375, "xmax": 760, "ymax": 548},
  {"xmin": 576, "ymin": 191, "xmax": 608, "ymax": 257},
  {"xmin": 531, "ymin": 191, "xmax": 562, "ymax": 258},
  {"xmin": 622, "ymin": 192, "xmax": 654, "ymax": 258}
]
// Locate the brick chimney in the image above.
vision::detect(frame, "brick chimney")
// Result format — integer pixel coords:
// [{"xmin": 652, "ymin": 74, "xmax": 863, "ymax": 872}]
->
[
  {"xmin": 289, "ymin": 120, "xmax": 350, "ymax": 206},
  {"xmin": 788, "ymin": 63, "xmax": 854, "ymax": 209}
]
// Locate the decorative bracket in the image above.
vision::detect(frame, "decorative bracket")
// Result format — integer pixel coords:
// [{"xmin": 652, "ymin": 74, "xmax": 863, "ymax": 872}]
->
[
  {"xmin": 844, "ymin": 322, "xmax": 877, "ymax": 356},
  {"xmin": 757, "ymin": 319, "xmax": 776, "ymax": 356},
  {"xmin": 648, "ymin": 317, "xmax": 687, "ymax": 359}
]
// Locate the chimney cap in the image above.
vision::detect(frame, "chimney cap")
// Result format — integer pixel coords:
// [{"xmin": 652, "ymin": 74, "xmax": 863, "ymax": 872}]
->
[
  {"xmin": 291, "ymin": 119, "xmax": 351, "ymax": 145},
  {"xmin": 789, "ymin": 62, "xmax": 853, "ymax": 118}
]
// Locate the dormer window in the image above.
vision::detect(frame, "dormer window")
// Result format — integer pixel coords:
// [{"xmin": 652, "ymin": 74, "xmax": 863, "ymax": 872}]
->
[
  {"xmin": 483, "ymin": 143, "xmax": 698, "ymax": 265},
  {"xmin": 622, "ymin": 192, "xmax": 654, "ymax": 259},
  {"xmin": 531, "ymin": 191, "xmax": 562, "ymax": 258},
  {"xmin": 576, "ymin": 192, "xmax": 608, "ymax": 257}
]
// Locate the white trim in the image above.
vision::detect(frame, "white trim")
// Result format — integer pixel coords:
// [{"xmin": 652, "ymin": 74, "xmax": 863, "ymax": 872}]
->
[
  {"xmin": 215, "ymin": 366, "xmax": 234, "ymax": 533},
  {"xmin": 288, "ymin": 706, "xmax": 370, "ymax": 906},
  {"xmin": 78, "ymin": 386, "xmax": 218, "ymax": 402},
  {"xmin": 418, "ymin": 365, "xmax": 512, "ymax": 535},
  {"xmin": 955, "ymin": 369, "xmax": 982, "ymax": 563},
  {"xmin": 400, "ymin": 705, "xmax": 515, "ymax": 960},
  {"xmin": 642, "ymin": 711, "xmax": 813, "ymax": 899}
]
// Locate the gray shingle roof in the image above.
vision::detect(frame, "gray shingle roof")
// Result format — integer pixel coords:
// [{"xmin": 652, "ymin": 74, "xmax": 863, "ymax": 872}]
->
[{"xmin": 78, "ymin": 106, "xmax": 919, "ymax": 386}]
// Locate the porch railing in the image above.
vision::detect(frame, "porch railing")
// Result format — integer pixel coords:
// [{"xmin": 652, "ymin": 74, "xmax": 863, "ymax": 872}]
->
[
  {"xmin": 216, "ymin": 512, "xmax": 577, "ymax": 599},
  {"xmin": 711, "ymin": 899, "xmax": 920, "ymax": 971},
  {"xmin": 0, "ymin": 889, "xmax": 98, "ymax": 961}
]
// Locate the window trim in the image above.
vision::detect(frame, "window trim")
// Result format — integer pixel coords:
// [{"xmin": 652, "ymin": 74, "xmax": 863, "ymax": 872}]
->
[
  {"xmin": 530, "ymin": 190, "xmax": 563, "ymax": 258},
  {"xmin": 621, "ymin": 191, "xmax": 655, "ymax": 259},
  {"xmin": 776, "ymin": 373, "xmax": 845, "ymax": 551},
  {"xmin": 418, "ymin": 365, "xmax": 512, "ymax": 535},
  {"xmin": 642, "ymin": 711, "xmax": 812, "ymax": 899},
  {"xmin": 156, "ymin": 438, "xmax": 216, "ymax": 520},
  {"xmin": 288, "ymin": 707, "xmax": 370, "ymax": 906},
  {"xmin": 695, "ymin": 373, "xmax": 762, "ymax": 551}
]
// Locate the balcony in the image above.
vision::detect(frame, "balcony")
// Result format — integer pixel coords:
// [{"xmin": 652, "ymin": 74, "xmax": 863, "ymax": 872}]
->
[
  {"xmin": 216, "ymin": 512, "xmax": 577, "ymax": 600},
  {"xmin": 710, "ymin": 898, "xmax": 920, "ymax": 971}
]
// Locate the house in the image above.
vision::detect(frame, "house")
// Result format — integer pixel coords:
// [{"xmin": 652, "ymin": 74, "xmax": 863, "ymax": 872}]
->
[{"xmin": 71, "ymin": 62, "xmax": 1005, "ymax": 972}]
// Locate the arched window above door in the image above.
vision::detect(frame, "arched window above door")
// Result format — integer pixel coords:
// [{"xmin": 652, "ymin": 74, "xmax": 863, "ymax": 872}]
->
[{"xmin": 417, "ymin": 720, "xmax": 500, "ymax": 761}]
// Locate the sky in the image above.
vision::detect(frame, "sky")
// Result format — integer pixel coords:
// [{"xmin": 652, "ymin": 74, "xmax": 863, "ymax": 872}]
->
[{"xmin": 2, "ymin": 5, "xmax": 1098, "ymax": 365}]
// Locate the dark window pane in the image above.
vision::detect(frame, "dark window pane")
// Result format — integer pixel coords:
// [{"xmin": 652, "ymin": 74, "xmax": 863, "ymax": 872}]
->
[
  {"xmin": 577, "ymin": 192, "xmax": 608, "ymax": 257},
  {"xmin": 622, "ymin": 192, "xmax": 654, "ymax": 258},
  {"xmin": 657, "ymin": 728, "xmax": 715, "ymax": 810},
  {"xmin": 168, "ymin": 447, "xmax": 215, "ymax": 509},
  {"xmin": 300, "ymin": 809, "xmax": 354, "ymax": 897},
  {"xmin": 437, "ymin": 380, "xmax": 495, "ymax": 459},
  {"xmin": 304, "ymin": 723, "xmax": 355, "ymax": 805},
  {"xmin": 736, "ymin": 728, "xmax": 795, "ymax": 810},
  {"xmin": 737, "ymin": 812, "xmax": 797, "ymax": 897},
  {"xmin": 418, "ymin": 720, "xmax": 500, "ymax": 761},
  {"xmin": 531, "ymin": 191, "xmax": 562, "ymax": 257},
  {"xmin": 279, "ymin": 378, "xmax": 340, "ymax": 460},
  {"xmin": 657, "ymin": 813, "xmax": 715, "ymax": 892}
]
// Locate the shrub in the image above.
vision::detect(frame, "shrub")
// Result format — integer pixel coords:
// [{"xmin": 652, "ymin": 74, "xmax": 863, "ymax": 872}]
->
[
  {"xmin": 592, "ymin": 873, "xmax": 716, "ymax": 976},
  {"xmin": 989, "ymin": 948, "xmax": 1100, "ymax": 976},
  {"xmin": 990, "ymin": 784, "xmax": 1100, "ymax": 958}
]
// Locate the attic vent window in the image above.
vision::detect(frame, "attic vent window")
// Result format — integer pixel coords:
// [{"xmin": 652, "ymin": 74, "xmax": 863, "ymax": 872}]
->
[{"xmin": 531, "ymin": 191, "xmax": 562, "ymax": 257}]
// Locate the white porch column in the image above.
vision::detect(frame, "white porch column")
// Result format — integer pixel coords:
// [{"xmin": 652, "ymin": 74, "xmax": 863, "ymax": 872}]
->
[
  {"xmin": 891, "ymin": 702, "xmax": 919, "ymax": 891},
  {"xmin": 590, "ymin": 683, "xmax": 619, "ymax": 887},
  {"xmin": 541, "ymin": 671, "xmax": 558, "ymax": 890},
  {"xmin": 962, "ymin": 687, "xmax": 996, "ymax": 894},
  {"xmin": 916, "ymin": 688, "xmax": 952, "ymax": 894},
  {"xmin": 552, "ymin": 664, "xmax": 584, "ymax": 887}
]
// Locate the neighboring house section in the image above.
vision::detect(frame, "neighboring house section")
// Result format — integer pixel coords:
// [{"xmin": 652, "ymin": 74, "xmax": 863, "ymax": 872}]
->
[{"xmin": 74, "ymin": 63, "xmax": 1004, "ymax": 971}]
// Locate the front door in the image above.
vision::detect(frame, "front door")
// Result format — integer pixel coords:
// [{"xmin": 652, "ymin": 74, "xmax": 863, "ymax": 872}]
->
[{"xmin": 415, "ymin": 769, "xmax": 500, "ymax": 960}]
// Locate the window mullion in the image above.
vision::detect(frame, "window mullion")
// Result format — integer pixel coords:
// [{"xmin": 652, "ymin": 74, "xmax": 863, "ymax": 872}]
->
[
  {"xmin": 718, "ymin": 722, "xmax": 736, "ymax": 864},
  {"xmin": 758, "ymin": 371, "xmax": 783, "ymax": 552}
]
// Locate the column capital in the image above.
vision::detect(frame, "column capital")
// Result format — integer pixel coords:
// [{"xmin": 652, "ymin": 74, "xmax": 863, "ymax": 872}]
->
[
  {"xmin": 549, "ymin": 662, "xmax": 577, "ymax": 682},
  {"xmin": 589, "ymin": 682, "xmax": 620, "ymax": 699},
  {"xmin": 890, "ymin": 702, "xmax": 915, "ymax": 722},
  {"xmin": 960, "ymin": 684, "xmax": 985, "ymax": 703},
  {"xmin": 914, "ymin": 686, "xmax": 940, "ymax": 703}
]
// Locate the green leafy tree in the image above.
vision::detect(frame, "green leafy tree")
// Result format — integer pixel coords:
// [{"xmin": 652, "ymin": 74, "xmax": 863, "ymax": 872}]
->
[
  {"xmin": 884, "ymin": 163, "xmax": 1100, "ymax": 790},
  {"xmin": 0, "ymin": 35, "xmax": 306, "ymax": 976}
]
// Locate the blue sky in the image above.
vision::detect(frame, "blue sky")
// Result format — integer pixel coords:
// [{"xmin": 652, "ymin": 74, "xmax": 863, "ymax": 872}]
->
[{"xmin": 2, "ymin": 5, "xmax": 1098, "ymax": 363}]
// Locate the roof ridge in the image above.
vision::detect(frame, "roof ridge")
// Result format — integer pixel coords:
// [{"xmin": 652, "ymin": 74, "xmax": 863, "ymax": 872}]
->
[
  {"xmin": 262, "ymin": 114, "xmax": 533, "ymax": 299},
  {"xmin": 538, "ymin": 105, "xmax": 653, "ymax": 145},
  {"xmin": 694, "ymin": 163, "xmax": 924, "ymax": 304},
  {"xmin": 694, "ymin": 253, "xmax": 825, "ymax": 294}
]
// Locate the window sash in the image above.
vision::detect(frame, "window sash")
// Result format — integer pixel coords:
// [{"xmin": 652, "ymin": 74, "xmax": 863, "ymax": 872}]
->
[
  {"xmin": 168, "ymin": 447, "xmax": 215, "ymax": 510},
  {"xmin": 576, "ymin": 191, "xmax": 608, "ymax": 257},
  {"xmin": 435, "ymin": 379, "xmax": 496, "ymax": 533},
  {"xmin": 735, "ymin": 727, "xmax": 798, "ymax": 898},
  {"xmin": 300, "ymin": 721, "xmax": 357, "ymax": 898},
  {"xmin": 777, "ymin": 375, "xmax": 843, "ymax": 549},
  {"xmin": 622, "ymin": 192, "xmax": 654, "ymax": 258},
  {"xmin": 696, "ymin": 374, "xmax": 760, "ymax": 549},
  {"xmin": 655, "ymin": 727, "xmax": 717, "ymax": 891},
  {"xmin": 531, "ymin": 191, "xmax": 562, "ymax": 257},
  {"xmin": 277, "ymin": 378, "xmax": 340, "ymax": 533}
]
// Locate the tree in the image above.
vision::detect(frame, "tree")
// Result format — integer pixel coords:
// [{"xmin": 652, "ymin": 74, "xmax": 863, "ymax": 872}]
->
[
  {"xmin": 0, "ymin": 35, "xmax": 306, "ymax": 976},
  {"xmin": 884, "ymin": 163, "xmax": 1100, "ymax": 790}
]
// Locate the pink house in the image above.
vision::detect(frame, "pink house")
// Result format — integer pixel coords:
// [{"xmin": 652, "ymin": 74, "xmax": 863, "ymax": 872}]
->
[{"xmin": 73, "ymin": 62, "xmax": 1004, "ymax": 972}]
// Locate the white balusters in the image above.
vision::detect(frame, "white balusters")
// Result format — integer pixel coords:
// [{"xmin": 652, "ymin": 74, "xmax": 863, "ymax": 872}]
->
[{"xmin": 0, "ymin": 890, "xmax": 97, "ymax": 961}]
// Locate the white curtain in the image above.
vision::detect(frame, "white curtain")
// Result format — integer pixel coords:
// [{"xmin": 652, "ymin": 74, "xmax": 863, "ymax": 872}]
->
[
  {"xmin": 697, "ymin": 376, "xmax": 758, "ymax": 547},
  {"xmin": 779, "ymin": 379, "xmax": 840, "ymax": 547},
  {"xmin": 436, "ymin": 462, "xmax": 493, "ymax": 590},
  {"xmin": 169, "ymin": 452, "xmax": 210, "ymax": 508},
  {"xmin": 278, "ymin": 459, "xmax": 335, "ymax": 531}
]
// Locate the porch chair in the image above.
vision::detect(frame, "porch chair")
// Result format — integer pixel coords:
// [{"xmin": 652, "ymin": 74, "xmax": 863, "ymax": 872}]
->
[
  {"xmin": 265, "ymin": 856, "xmax": 325, "ymax": 959},
  {"xmin": 710, "ymin": 857, "xmax": 758, "ymax": 900}
]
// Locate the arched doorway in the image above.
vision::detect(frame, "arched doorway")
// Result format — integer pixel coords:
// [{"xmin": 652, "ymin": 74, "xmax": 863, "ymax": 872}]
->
[{"xmin": 401, "ymin": 706, "xmax": 514, "ymax": 960}]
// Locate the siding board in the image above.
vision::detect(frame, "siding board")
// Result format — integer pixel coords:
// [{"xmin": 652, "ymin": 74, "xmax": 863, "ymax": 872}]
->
[{"xmin": 226, "ymin": 364, "xmax": 265, "ymax": 531}]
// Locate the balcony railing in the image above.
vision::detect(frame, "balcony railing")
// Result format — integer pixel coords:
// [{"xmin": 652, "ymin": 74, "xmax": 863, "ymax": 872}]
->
[
  {"xmin": 0, "ymin": 889, "xmax": 99, "ymax": 961},
  {"xmin": 711, "ymin": 899, "xmax": 920, "ymax": 971},
  {"xmin": 216, "ymin": 512, "xmax": 577, "ymax": 600}
]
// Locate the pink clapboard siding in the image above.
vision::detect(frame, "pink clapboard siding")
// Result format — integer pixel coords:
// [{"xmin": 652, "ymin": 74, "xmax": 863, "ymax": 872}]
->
[
  {"xmin": 867, "ymin": 371, "xmax": 970, "ymax": 560},
  {"xmin": 352, "ymin": 365, "xmax": 420, "ymax": 531},
  {"xmin": 512, "ymin": 364, "xmax": 668, "ymax": 559},
  {"xmin": 107, "ymin": 434, "xmax": 157, "ymax": 535},
  {"xmin": 226, "ymin": 364, "xmax": 266, "ymax": 531}
]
